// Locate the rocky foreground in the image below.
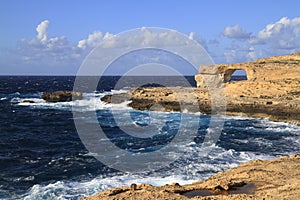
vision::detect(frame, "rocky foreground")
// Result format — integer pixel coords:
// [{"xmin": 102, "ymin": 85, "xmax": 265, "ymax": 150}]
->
[
  {"xmin": 102, "ymin": 53, "xmax": 300, "ymax": 124},
  {"xmin": 83, "ymin": 154, "xmax": 300, "ymax": 200}
]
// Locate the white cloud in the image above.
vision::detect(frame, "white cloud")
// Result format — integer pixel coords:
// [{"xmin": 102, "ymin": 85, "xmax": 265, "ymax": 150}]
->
[
  {"xmin": 36, "ymin": 20, "xmax": 49, "ymax": 43},
  {"xmin": 78, "ymin": 28, "xmax": 200, "ymax": 50},
  {"xmin": 220, "ymin": 17, "xmax": 300, "ymax": 64},
  {"xmin": 18, "ymin": 20, "xmax": 81, "ymax": 67},
  {"xmin": 77, "ymin": 31, "xmax": 103, "ymax": 49},
  {"xmin": 88, "ymin": 28, "xmax": 205, "ymax": 49},
  {"xmin": 223, "ymin": 25, "xmax": 251, "ymax": 39},
  {"xmin": 4, "ymin": 16, "xmax": 300, "ymax": 75},
  {"xmin": 250, "ymin": 17, "xmax": 300, "ymax": 49},
  {"xmin": 17, "ymin": 23, "xmax": 211, "ymax": 71}
]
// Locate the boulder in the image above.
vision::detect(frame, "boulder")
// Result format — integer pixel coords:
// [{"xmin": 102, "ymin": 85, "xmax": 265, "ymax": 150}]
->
[{"xmin": 42, "ymin": 91, "xmax": 83, "ymax": 102}]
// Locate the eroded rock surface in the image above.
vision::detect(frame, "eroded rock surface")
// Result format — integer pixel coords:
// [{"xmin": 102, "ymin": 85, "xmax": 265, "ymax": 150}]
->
[
  {"xmin": 195, "ymin": 52, "xmax": 300, "ymax": 87},
  {"xmin": 83, "ymin": 155, "xmax": 300, "ymax": 200}
]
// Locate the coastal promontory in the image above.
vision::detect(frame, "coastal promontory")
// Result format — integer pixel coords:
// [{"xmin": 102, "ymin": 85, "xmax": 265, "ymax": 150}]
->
[{"xmin": 102, "ymin": 52, "xmax": 300, "ymax": 124}]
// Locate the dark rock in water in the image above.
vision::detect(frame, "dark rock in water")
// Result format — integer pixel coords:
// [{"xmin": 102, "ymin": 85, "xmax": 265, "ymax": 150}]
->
[
  {"xmin": 42, "ymin": 91, "xmax": 83, "ymax": 102},
  {"xmin": 22, "ymin": 99, "xmax": 35, "ymax": 103},
  {"xmin": 22, "ymin": 100, "xmax": 35, "ymax": 103}
]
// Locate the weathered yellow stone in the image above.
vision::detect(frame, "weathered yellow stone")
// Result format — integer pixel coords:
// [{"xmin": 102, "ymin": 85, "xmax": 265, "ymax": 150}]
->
[{"xmin": 195, "ymin": 52, "xmax": 300, "ymax": 87}]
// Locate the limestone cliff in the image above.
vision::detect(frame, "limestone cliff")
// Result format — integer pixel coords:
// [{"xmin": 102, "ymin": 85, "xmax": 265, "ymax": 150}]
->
[{"xmin": 195, "ymin": 52, "xmax": 300, "ymax": 87}]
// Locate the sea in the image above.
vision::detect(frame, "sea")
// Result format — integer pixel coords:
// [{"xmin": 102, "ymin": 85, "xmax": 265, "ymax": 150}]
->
[{"xmin": 0, "ymin": 76, "xmax": 299, "ymax": 200}]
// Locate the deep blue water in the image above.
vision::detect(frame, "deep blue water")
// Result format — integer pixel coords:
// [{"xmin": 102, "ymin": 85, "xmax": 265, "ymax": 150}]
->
[{"xmin": 0, "ymin": 76, "xmax": 299, "ymax": 199}]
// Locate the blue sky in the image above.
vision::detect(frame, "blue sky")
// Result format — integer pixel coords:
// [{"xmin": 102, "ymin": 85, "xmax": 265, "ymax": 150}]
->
[{"xmin": 1, "ymin": 0, "xmax": 300, "ymax": 75}]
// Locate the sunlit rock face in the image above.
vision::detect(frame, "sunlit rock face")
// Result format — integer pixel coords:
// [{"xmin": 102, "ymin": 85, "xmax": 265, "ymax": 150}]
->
[{"xmin": 195, "ymin": 52, "xmax": 300, "ymax": 88}]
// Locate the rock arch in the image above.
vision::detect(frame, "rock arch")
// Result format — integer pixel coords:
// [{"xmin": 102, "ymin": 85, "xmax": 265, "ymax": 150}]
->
[
  {"xmin": 195, "ymin": 52, "xmax": 300, "ymax": 88},
  {"xmin": 195, "ymin": 65, "xmax": 256, "ymax": 87}
]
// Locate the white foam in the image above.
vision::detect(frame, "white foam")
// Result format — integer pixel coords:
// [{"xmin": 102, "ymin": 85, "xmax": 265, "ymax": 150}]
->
[
  {"xmin": 222, "ymin": 115, "xmax": 255, "ymax": 121},
  {"xmin": 8, "ymin": 89, "xmax": 300, "ymax": 199},
  {"xmin": 20, "ymin": 173, "xmax": 198, "ymax": 200},
  {"xmin": 18, "ymin": 144, "xmax": 277, "ymax": 200},
  {"xmin": 12, "ymin": 128, "xmax": 287, "ymax": 200},
  {"xmin": 284, "ymin": 136, "xmax": 300, "ymax": 146},
  {"xmin": 12, "ymin": 90, "xmax": 132, "ymax": 112}
]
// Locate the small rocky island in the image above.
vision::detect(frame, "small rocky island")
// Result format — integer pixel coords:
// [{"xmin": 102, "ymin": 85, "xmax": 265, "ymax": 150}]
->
[
  {"xmin": 42, "ymin": 91, "xmax": 83, "ymax": 102},
  {"xmin": 102, "ymin": 52, "xmax": 300, "ymax": 124}
]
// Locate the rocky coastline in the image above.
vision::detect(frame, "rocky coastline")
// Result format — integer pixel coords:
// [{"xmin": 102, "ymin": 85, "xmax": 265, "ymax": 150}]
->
[
  {"xmin": 101, "ymin": 53, "xmax": 300, "ymax": 125},
  {"xmin": 86, "ymin": 53, "xmax": 300, "ymax": 199},
  {"xmin": 83, "ymin": 154, "xmax": 300, "ymax": 200}
]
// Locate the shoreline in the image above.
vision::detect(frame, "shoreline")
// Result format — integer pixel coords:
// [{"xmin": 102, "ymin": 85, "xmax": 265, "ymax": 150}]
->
[
  {"xmin": 101, "ymin": 52, "xmax": 300, "ymax": 125},
  {"xmin": 83, "ymin": 154, "xmax": 300, "ymax": 200},
  {"xmin": 101, "ymin": 81, "xmax": 300, "ymax": 125}
]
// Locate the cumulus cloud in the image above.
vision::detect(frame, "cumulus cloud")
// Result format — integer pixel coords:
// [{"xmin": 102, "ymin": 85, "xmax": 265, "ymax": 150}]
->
[
  {"xmin": 250, "ymin": 17, "xmax": 300, "ymax": 49},
  {"xmin": 7, "ymin": 16, "xmax": 300, "ymax": 74},
  {"xmin": 77, "ymin": 28, "xmax": 200, "ymax": 50},
  {"xmin": 86, "ymin": 28, "xmax": 205, "ymax": 50},
  {"xmin": 17, "ymin": 22, "xmax": 212, "ymax": 71},
  {"xmin": 223, "ymin": 25, "xmax": 251, "ymax": 39},
  {"xmin": 220, "ymin": 17, "xmax": 300, "ymax": 64},
  {"xmin": 77, "ymin": 31, "xmax": 103, "ymax": 49},
  {"xmin": 18, "ymin": 20, "xmax": 81, "ymax": 67},
  {"xmin": 36, "ymin": 20, "xmax": 49, "ymax": 43}
]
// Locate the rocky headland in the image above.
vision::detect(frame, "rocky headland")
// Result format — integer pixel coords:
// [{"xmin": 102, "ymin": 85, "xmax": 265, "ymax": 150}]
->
[{"xmin": 102, "ymin": 52, "xmax": 300, "ymax": 124}]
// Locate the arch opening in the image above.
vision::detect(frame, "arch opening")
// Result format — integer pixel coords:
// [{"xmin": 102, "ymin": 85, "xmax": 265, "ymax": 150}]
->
[{"xmin": 224, "ymin": 69, "xmax": 248, "ymax": 83}]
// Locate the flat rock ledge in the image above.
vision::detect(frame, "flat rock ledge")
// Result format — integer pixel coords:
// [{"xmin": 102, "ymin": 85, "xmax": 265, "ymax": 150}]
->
[
  {"xmin": 83, "ymin": 154, "xmax": 300, "ymax": 200},
  {"xmin": 101, "ymin": 80, "xmax": 300, "ymax": 125},
  {"xmin": 42, "ymin": 91, "xmax": 83, "ymax": 102}
]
